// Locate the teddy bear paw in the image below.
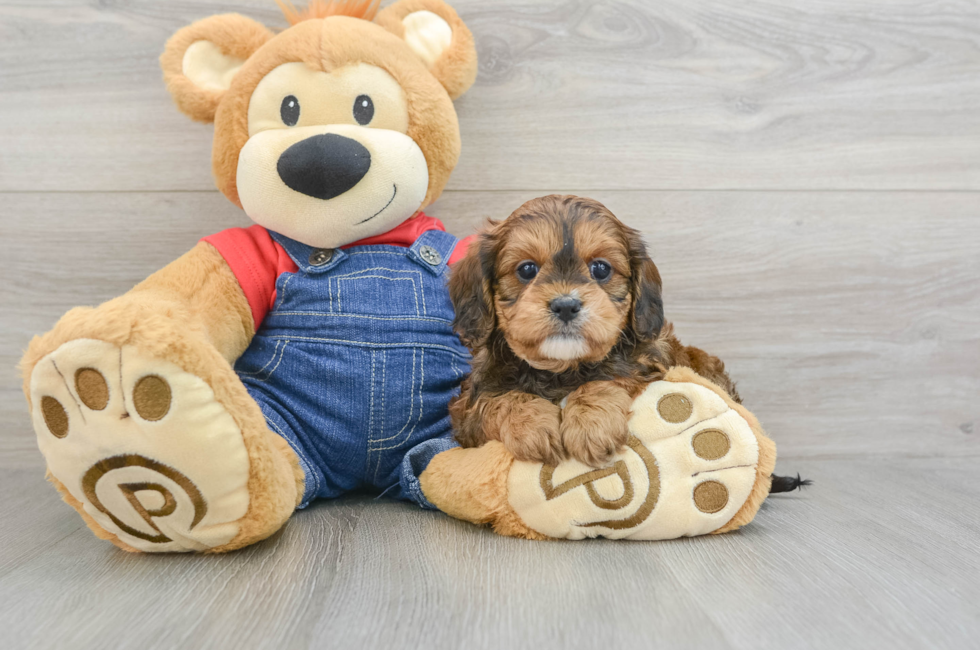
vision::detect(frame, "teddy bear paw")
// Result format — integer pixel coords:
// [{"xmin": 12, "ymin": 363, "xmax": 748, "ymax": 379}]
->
[
  {"xmin": 29, "ymin": 339, "xmax": 252, "ymax": 552},
  {"xmin": 506, "ymin": 379, "xmax": 764, "ymax": 540}
]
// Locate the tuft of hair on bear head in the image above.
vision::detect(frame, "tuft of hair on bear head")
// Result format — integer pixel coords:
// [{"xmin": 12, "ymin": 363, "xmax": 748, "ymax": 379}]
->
[{"xmin": 276, "ymin": 0, "xmax": 381, "ymax": 25}]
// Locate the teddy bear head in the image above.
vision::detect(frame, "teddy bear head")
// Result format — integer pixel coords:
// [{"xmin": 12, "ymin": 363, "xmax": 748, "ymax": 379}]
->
[{"xmin": 160, "ymin": 0, "xmax": 477, "ymax": 248}]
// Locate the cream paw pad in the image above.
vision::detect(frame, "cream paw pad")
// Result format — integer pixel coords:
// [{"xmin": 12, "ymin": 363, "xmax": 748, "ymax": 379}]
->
[
  {"xmin": 29, "ymin": 339, "xmax": 252, "ymax": 552},
  {"xmin": 507, "ymin": 371, "xmax": 768, "ymax": 540}
]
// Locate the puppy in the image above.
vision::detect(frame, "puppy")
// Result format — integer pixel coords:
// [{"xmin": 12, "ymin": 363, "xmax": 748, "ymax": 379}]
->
[{"xmin": 448, "ymin": 194, "xmax": 740, "ymax": 468}]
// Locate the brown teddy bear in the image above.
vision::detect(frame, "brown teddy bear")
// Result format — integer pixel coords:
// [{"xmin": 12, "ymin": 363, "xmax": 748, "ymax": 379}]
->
[{"xmin": 20, "ymin": 0, "xmax": 776, "ymax": 552}]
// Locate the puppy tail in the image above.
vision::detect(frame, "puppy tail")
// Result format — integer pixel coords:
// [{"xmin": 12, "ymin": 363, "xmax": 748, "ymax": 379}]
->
[{"xmin": 769, "ymin": 473, "xmax": 812, "ymax": 494}]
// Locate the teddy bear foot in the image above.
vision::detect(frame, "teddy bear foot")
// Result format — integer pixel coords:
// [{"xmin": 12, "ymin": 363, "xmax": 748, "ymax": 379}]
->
[
  {"xmin": 28, "ymin": 339, "xmax": 297, "ymax": 552},
  {"xmin": 421, "ymin": 367, "xmax": 776, "ymax": 540}
]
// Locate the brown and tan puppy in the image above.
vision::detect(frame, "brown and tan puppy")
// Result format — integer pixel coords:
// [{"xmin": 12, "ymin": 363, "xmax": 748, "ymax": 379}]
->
[{"xmin": 449, "ymin": 195, "xmax": 741, "ymax": 468}]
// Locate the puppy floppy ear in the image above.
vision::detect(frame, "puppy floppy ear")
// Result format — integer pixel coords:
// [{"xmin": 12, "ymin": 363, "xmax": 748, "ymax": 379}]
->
[
  {"xmin": 626, "ymin": 228, "xmax": 665, "ymax": 341},
  {"xmin": 449, "ymin": 230, "xmax": 498, "ymax": 349},
  {"xmin": 160, "ymin": 14, "xmax": 274, "ymax": 123},
  {"xmin": 375, "ymin": 0, "xmax": 477, "ymax": 99}
]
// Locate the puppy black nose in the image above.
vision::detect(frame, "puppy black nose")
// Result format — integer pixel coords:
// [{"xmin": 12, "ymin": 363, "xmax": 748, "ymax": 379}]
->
[
  {"xmin": 549, "ymin": 296, "xmax": 582, "ymax": 323},
  {"xmin": 277, "ymin": 134, "xmax": 371, "ymax": 200}
]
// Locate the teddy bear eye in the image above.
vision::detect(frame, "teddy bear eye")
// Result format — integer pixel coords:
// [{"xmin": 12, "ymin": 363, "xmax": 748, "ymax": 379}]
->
[
  {"xmin": 353, "ymin": 94, "xmax": 374, "ymax": 125},
  {"xmin": 280, "ymin": 95, "xmax": 300, "ymax": 127},
  {"xmin": 590, "ymin": 259, "xmax": 612, "ymax": 282},
  {"xmin": 516, "ymin": 261, "xmax": 539, "ymax": 282}
]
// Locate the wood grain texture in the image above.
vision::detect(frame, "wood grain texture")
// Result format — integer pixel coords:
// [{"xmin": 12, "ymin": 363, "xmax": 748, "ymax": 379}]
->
[
  {"xmin": 1, "ymin": 0, "xmax": 980, "ymax": 191},
  {"xmin": 1, "ymin": 459, "xmax": 978, "ymax": 650}
]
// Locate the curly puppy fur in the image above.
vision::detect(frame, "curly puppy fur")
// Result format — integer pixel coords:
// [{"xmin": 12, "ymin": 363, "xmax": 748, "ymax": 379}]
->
[{"xmin": 449, "ymin": 195, "xmax": 741, "ymax": 467}]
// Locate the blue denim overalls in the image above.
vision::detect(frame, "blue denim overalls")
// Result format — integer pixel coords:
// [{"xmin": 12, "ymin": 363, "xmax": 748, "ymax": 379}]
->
[{"xmin": 234, "ymin": 229, "xmax": 469, "ymax": 508}]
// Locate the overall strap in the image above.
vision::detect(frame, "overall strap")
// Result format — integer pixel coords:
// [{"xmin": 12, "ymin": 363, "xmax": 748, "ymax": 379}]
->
[
  {"xmin": 407, "ymin": 229, "xmax": 460, "ymax": 276},
  {"xmin": 267, "ymin": 230, "xmax": 348, "ymax": 275}
]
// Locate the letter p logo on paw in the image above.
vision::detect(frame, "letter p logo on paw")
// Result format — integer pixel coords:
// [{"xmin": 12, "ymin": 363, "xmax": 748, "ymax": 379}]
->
[
  {"xmin": 82, "ymin": 455, "xmax": 207, "ymax": 545},
  {"xmin": 507, "ymin": 380, "xmax": 762, "ymax": 541},
  {"xmin": 29, "ymin": 339, "xmax": 253, "ymax": 552}
]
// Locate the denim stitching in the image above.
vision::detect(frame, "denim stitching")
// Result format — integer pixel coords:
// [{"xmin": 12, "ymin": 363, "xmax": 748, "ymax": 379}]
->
[
  {"xmin": 266, "ymin": 312, "xmax": 451, "ymax": 324},
  {"xmin": 372, "ymin": 348, "xmax": 424, "ymax": 454},
  {"xmin": 370, "ymin": 347, "xmax": 416, "ymax": 450},
  {"xmin": 330, "ymin": 266, "xmax": 425, "ymax": 315},
  {"xmin": 253, "ymin": 233, "xmax": 463, "ymax": 501},
  {"xmin": 255, "ymin": 340, "xmax": 288, "ymax": 382},
  {"xmin": 368, "ymin": 349, "xmax": 388, "ymax": 477},
  {"xmin": 275, "ymin": 274, "xmax": 295, "ymax": 311},
  {"xmin": 372, "ymin": 349, "xmax": 391, "ymax": 479},
  {"xmin": 330, "ymin": 266, "xmax": 425, "ymax": 283},
  {"xmin": 367, "ymin": 349, "xmax": 377, "ymax": 471},
  {"xmin": 266, "ymin": 416, "xmax": 321, "ymax": 497},
  {"xmin": 381, "ymin": 348, "xmax": 387, "ymax": 443},
  {"xmin": 237, "ymin": 339, "xmax": 283, "ymax": 377},
  {"xmin": 338, "ymin": 276, "xmax": 420, "ymax": 316},
  {"xmin": 330, "ymin": 266, "xmax": 422, "ymax": 277},
  {"xmin": 339, "ymin": 276, "xmax": 418, "ymax": 315},
  {"xmin": 410, "ymin": 232, "xmax": 455, "ymax": 278},
  {"xmin": 263, "ymin": 335, "xmax": 469, "ymax": 356}
]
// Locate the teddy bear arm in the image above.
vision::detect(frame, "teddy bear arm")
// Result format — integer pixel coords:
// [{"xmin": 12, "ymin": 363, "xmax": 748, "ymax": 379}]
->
[
  {"xmin": 21, "ymin": 242, "xmax": 301, "ymax": 553},
  {"xmin": 127, "ymin": 241, "xmax": 255, "ymax": 364},
  {"xmin": 423, "ymin": 368, "xmax": 777, "ymax": 541},
  {"xmin": 21, "ymin": 241, "xmax": 253, "ymax": 396}
]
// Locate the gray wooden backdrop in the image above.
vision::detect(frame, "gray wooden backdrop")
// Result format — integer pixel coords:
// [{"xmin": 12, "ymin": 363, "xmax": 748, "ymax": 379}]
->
[{"xmin": 1, "ymin": 1, "xmax": 978, "ymax": 649}]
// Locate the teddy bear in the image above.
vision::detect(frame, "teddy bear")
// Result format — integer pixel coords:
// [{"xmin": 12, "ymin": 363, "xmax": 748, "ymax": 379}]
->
[{"xmin": 20, "ymin": 0, "xmax": 776, "ymax": 552}]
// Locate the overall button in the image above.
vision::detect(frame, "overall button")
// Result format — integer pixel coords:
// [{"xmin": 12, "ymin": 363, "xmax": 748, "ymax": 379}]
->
[
  {"xmin": 419, "ymin": 245, "xmax": 442, "ymax": 266},
  {"xmin": 309, "ymin": 249, "xmax": 334, "ymax": 266}
]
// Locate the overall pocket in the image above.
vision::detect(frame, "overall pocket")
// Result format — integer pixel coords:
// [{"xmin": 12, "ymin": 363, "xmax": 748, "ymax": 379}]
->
[
  {"xmin": 328, "ymin": 267, "xmax": 428, "ymax": 318},
  {"xmin": 234, "ymin": 337, "xmax": 289, "ymax": 383},
  {"xmin": 364, "ymin": 346, "xmax": 428, "ymax": 481}
]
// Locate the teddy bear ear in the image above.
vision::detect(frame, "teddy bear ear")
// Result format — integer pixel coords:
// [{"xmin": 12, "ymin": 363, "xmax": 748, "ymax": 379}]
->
[
  {"xmin": 160, "ymin": 14, "xmax": 274, "ymax": 123},
  {"xmin": 375, "ymin": 0, "xmax": 477, "ymax": 99}
]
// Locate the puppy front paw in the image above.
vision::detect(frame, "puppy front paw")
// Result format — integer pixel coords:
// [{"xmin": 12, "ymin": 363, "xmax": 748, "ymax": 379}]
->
[
  {"xmin": 499, "ymin": 397, "xmax": 564, "ymax": 466},
  {"xmin": 560, "ymin": 382, "xmax": 632, "ymax": 467}
]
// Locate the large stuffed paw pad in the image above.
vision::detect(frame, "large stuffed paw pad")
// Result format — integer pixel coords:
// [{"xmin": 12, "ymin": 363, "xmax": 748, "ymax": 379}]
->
[
  {"xmin": 29, "ymin": 339, "xmax": 251, "ymax": 552},
  {"xmin": 507, "ymin": 379, "xmax": 760, "ymax": 540}
]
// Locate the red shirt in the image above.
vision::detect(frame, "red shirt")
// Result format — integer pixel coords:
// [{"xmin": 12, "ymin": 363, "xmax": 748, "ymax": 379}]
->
[{"xmin": 203, "ymin": 214, "xmax": 472, "ymax": 329}]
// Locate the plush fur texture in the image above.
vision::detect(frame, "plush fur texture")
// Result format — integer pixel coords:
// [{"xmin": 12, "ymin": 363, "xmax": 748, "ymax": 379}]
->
[
  {"xmin": 659, "ymin": 367, "xmax": 777, "ymax": 535},
  {"xmin": 421, "ymin": 368, "xmax": 777, "ymax": 540},
  {"xmin": 160, "ymin": 1, "xmax": 477, "ymax": 211},
  {"xmin": 418, "ymin": 442, "xmax": 548, "ymax": 540},
  {"xmin": 23, "ymin": 0, "xmax": 480, "ymax": 553},
  {"xmin": 374, "ymin": 0, "xmax": 478, "ymax": 99},
  {"xmin": 20, "ymin": 243, "xmax": 304, "ymax": 553},
  {"xmin": 160, "ymin": 14, "xmax": 274, "ymax": 123},
  {"xmin": 449, "ymin": 195, "xmax": 742, "ymax": 467},
  {"xmin": 47, "ymin": 470, "xmax": 141, "ymax": 553},
  {"xmin": 277, "ymin": 0, "xmax": 381, "ymax": 24}
]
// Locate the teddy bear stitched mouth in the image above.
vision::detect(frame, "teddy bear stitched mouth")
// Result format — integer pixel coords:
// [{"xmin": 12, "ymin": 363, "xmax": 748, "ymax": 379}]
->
[
  {"xmin": 357, "ymin": 183, "xmax": 398, "ymax": 225},
  {"xmin": 276, "ymin": 133, "xmax": 371, "ymax": 200}
]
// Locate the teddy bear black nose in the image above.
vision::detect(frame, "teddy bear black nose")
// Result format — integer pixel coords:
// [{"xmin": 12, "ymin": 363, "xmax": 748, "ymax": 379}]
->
[
  {"xmin": 549, "ymin": 296, "xmax": 582, "ymax": 323},
  {"xmin": 277, "ymin": 133, "xmax": 371, "ymax": 201}
]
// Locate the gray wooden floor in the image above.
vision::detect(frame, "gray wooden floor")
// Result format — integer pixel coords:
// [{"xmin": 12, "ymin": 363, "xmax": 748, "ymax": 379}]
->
[{"xmin": 1, "ymin": 1, "xmax": 979, "ymax": 649}]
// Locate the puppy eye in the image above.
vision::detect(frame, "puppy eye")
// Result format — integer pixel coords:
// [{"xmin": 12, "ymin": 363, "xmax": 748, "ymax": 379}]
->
[
  {"xmin": 590, "ymin": 259, "xmax": 612, "ymax": 282},
  {"xmin": 280, "ymin": 95, "xmax": 300, "ymax": 127},
  {"xmin": 353, "ymin": 95, "xmax": 374, "ymax": 125},
  {"xmin": 516, "ymin": 261, "xmax": 539, "ymax": 282}
]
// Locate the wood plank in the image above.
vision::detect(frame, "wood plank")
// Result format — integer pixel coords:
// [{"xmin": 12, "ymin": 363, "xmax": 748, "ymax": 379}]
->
[
  {"xmin": 0, "ymin": 457, "xmax": 977, "ymax": 649},
  {"xmin": 2, "ymin": 0, "xmax": 979, "ymax": 192},
  {"xmin": 2, "ymin": 190, "xmax": 978, "ymax": 468}
]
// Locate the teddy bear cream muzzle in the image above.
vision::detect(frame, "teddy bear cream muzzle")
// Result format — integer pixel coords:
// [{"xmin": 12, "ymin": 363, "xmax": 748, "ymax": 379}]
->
[{"xmin": 236, "ymin": 124, "xmax": 429, "ymax": 248}]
